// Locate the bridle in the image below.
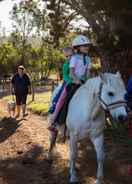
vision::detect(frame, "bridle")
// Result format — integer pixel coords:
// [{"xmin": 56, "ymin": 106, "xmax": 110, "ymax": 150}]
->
[{"xmin": 97, "ymin": 82, "xmax": 127, "ymax": 112}]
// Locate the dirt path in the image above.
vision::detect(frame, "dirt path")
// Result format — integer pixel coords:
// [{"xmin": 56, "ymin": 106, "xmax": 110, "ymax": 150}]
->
[{"xmin": 0, "ymin": 99, "xmax": 132, "ymax": 184}]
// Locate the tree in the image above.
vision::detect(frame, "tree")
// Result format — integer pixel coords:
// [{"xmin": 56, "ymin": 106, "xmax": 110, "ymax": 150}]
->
[
  {"xmin": 0, "ymin": 42, "xmax": 20, "ymax": 75},
  {"xmin": 10, "ymin": 0, "xmax": 38, "ymax": 65},
  {"xmin": 62, "ymin": 0, "xmax": 132, "ymax": 74},
  {"xmin": 42, "ymin": 0, "xmax": 77, "ymax": 48}
]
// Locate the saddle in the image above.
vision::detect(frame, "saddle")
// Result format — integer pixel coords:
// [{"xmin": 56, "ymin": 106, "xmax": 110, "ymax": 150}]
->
[{"xmin": 56, "ymin": 83, "xmax": 81, "ymax": 125}]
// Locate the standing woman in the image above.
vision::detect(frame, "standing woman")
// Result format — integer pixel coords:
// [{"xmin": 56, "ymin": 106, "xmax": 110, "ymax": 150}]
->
[{"xmin": 11, "ymin": 65, "xmax": 31, "ymax": 118}]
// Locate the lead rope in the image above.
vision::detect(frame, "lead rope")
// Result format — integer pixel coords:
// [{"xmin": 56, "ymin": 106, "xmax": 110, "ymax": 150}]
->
[{"xmin": 12, "ymin": 94, "xmax": 15, "ymax": 101}]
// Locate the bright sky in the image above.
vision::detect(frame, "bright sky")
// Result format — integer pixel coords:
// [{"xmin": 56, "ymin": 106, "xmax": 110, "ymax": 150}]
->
[
  {"xmin": 0, "ymin": 0, "xmax": 21, "ymax": 33},
  {"xmin": 0, "ymin": 0, "xmax": 88, "ymax": 34}
]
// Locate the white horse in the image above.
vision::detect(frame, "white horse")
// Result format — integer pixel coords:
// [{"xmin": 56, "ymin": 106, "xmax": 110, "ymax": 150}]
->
[{"xmin": 48, "ymin": 72, "xmax": 128, "ymax": 184}]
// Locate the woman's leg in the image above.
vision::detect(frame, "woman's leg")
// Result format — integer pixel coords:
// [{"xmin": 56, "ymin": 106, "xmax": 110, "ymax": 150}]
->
[
  {"xmin": 15, "ymin": 94, "xmax": 21, "ymax": 118},
  {"xmin": 21, "ymin": 94, "xmax": 28, "ymax": 117}
]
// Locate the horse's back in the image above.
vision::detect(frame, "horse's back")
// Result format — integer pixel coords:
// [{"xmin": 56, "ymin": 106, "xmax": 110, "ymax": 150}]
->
[
  {"xmin": 66, "ymin": 85, "xmax": 93, "ymax": 134},
  {"xmin": 66, "ymin": 78, "xmax": 105, "ymax": 138}
]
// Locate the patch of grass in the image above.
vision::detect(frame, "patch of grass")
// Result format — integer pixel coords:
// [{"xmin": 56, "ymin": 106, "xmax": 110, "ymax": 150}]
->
[
  {"xmin": 28, "ymin": 102, "xmax": 49, "ymax": 115},
  {"xmin": 2, "ymin": 91, "xmax": 51, "ymax": 116},
  {"xmin": 27, "ymin": 92, "xmax": 51, "ymax": 115},
  {"xmin": 2, "ymin": 96, "xmax": 10, "ymax": 101}
]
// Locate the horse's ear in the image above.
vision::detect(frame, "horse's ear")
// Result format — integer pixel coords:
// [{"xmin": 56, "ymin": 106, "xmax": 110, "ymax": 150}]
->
[{"xmin": 99, "ymin": 73, "xmax": 107, "ymax": 84}]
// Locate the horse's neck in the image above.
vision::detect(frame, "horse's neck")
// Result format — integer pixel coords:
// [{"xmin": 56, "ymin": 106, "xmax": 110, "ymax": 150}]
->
[
  {"xmin": 84, "ymin": 77, "xmax": 101, "ymax": 103},
  {"xmin": 84, "ymin": 77, "xmax": 103, "ymax": 118}
]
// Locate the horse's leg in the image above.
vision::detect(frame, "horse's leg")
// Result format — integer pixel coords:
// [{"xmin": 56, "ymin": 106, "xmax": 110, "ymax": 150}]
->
[
  {"xmin": 69, "ymin": 133, "xmax": 78, "ymax": 183},
  {"xmin": 91, "ymin": 134, "xmax": 105, "ymax": 184},
  {"xmin": 47, "ymin": 129, "xmax": 58, "ymax": 159}
]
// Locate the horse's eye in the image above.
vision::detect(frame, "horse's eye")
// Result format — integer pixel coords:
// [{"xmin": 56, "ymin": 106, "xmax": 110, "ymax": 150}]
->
[{"xmin": 108, "ymin": 91, "xmax": 114, "ymax": 97}]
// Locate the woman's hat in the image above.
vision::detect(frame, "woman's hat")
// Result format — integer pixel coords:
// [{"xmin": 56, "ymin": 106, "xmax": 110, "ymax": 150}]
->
[{"xmin": 18, "ymin": 65, "xmax": 25, "ymax": 70}]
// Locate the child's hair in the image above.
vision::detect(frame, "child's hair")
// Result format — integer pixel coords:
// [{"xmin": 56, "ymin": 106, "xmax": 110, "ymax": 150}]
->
[{"xmin": 62, "ymin": 47, "xmax": 73, "ymax": 53}]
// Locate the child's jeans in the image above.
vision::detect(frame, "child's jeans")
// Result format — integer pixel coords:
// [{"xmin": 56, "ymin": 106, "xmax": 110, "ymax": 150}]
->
[{"xmin": 48, "ymin": 82, "xmax": 66, "ymax": 113}]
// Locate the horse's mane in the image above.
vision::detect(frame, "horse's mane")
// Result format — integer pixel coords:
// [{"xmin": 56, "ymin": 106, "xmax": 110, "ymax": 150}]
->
[
  {"xmin": 84, "ymin": 75, "xmax": 101, "ymax": 93},
  {"xmin": 85, "ymin": 73, "xmax": 125, "ymax": 90}
]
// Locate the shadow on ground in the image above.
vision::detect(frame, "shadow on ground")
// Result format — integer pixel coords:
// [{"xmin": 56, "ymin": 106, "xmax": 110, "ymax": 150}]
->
[
  {"xmin": 0, "ymin": 116, "xmax": 132, "ymax": 184},
  {"xmin": 1, "ymin": 141, "xmax": 132, "ymax": 184},
  {"xmin": 0, "ymin": 144, "xmax": 69, "ymax": 184},
  {"xmin": 0, "ymin": 117, "xmax": 22, "ymax": 143}
]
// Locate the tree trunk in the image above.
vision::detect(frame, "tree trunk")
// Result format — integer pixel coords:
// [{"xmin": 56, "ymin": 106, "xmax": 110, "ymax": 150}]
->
[{"xmin": 31, "ymin": 83, "xmax": 35, "ymax": 101}]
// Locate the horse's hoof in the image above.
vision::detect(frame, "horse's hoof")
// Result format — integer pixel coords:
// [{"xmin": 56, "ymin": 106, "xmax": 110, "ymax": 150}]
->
[
  {"xmin": 69, "ymin": 178, "xmax": 79, "ymax": 184},
  {"xmin": 46, "ymin": 152, "xmax": 52, "ymax": 161},
  {"xmin": 95, "ymin": 180, "xmax": 102, "ymax": 184},
  {"xmin": 68, "ymin": 172, "xmax": 78, "ymax": 184}
]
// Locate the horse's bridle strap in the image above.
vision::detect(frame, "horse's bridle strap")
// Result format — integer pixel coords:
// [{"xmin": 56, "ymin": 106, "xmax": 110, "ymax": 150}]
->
[{"xmin": 98, "ymin": 82, "xmax": 127, "ymax": 111}]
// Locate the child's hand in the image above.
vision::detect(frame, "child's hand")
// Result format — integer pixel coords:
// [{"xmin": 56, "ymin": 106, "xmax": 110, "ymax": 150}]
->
[{"xmin": 74, "ymin": 79, "xmax": 82, "ymax": 84}]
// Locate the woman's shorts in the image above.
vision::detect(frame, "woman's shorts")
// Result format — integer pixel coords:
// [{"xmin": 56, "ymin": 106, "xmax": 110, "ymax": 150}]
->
[{"xmin": 15, "ymin": 94, "xmax": 27, "ymax": 105}]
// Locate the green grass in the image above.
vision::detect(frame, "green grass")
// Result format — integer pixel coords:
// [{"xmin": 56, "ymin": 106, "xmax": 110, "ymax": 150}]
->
[
  {"xmin": 28, "ymin": 92, "xmax": 51, "ymax": 115},
  {"xmin": 2, "ymin": 91, "xmax": 51, "ymax": 116},
  {"xmin": 28, "ymin": 103, "xmax": 49, "ymax": 115}
]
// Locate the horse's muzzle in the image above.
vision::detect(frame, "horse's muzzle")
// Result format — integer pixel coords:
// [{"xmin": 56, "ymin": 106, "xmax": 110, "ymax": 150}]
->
[{"xmin": 117, "ymin": 114, "xmax": 128, "ymax": 122}]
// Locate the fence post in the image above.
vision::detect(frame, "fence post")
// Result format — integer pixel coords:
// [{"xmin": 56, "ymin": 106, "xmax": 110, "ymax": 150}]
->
[{"xmin": 51, "ymin": 80, "xmax": 55, "ymax": 93}]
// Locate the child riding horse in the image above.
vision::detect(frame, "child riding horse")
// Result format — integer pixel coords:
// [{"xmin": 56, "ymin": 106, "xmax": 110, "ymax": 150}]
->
[{"xmin": 48, "ymin": 35, "xmax": 92, "ymax": 135}]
